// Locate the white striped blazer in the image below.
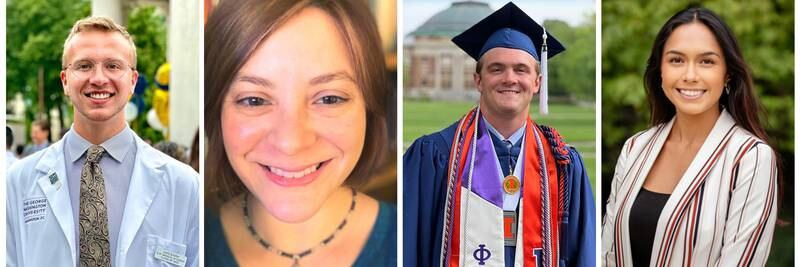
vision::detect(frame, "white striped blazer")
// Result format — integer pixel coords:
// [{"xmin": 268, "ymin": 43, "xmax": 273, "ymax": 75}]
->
[{"xmin": 601, "ymin": 110, "xmax": 778, "ymax": 267}]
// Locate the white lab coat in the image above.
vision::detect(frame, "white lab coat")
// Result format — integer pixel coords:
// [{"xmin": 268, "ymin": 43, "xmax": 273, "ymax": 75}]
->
[{"xmin": 7, "ymin": 134, "xmax": 199, "ymax": 267}]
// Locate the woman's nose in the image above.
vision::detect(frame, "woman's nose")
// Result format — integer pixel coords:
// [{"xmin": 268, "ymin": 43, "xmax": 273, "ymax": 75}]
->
[
  {"xmin": 682, "ymin": 64, "xmax": 698, "ymax": 83},
  {"xmin": 268, "ymin": 107, "xmax": 316, "ymax": 155}
]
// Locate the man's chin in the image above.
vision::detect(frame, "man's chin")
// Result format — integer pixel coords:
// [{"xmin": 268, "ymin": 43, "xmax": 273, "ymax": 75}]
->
[
  {"xmin": 78, "ymin": 109, "xmax": 125, "ymax": 123},
  {"xmin": 495, "ymin": 101, "xmax": 528, "ymax": 113},
  {"xmin": 482, "ymin": 106, "xmax": 526, "ymax": 120}
]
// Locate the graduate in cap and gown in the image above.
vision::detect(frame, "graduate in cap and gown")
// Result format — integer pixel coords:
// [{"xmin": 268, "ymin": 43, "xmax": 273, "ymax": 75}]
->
[{"xmin": 403, "ymin": 2, "xmax": 596, "ymax": 267}]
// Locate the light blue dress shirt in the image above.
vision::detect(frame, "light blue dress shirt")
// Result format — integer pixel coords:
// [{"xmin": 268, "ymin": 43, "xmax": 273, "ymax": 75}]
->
[
  {"xmin": 483, "ymin": 117, "xmax": 525, "ymax": 145},
  {"xmin": 64, "ymin": 127, "xmax": 137, "ymax": 265}
]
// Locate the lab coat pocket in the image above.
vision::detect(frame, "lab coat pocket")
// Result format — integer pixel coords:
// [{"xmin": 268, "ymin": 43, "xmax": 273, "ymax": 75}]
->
[{"xmin": 146, "ymin": 234, "xmax": 187, "ymax": 267}]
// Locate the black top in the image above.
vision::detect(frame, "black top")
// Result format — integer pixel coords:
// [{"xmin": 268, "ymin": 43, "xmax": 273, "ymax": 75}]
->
[{"xmin": 629, "ymin": 187, "xmax": 670, "ymax": 267}]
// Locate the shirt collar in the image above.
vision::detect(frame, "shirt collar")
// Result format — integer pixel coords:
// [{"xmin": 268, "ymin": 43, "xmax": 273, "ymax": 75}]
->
[
  {"xmin": 482, "ymin": 116, "xmax": 525, "ymax": 145},
  {"xmin": 66, "ymin": 125, "xmax": 134, "ymax": 163}
]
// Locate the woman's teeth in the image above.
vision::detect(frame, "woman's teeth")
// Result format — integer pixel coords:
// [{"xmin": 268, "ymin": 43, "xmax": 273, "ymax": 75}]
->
[
  {"xmin": 270, "ymin": 163, "xmax": 321, "ymax": 178},
  {"xmin": 678, "ymin": 89, "xmax": 705, "ymax": 97}
]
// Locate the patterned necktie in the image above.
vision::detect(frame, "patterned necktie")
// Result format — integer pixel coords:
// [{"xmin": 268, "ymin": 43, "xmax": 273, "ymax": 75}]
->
[{"xmin": 79, "ymin": 145, "xmax": 111, "ymax": 266}]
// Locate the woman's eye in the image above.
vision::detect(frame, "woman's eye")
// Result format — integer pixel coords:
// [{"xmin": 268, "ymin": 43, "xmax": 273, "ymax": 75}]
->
[
  {"xmin": 700, "ymin": 59, "xmax": 715, "ymax": 65},
  {"xmin": 668, "ymin": 57, "xmax": 683, "ymax": 64},
  {"xmin": 235, "ymin": 96, "xmax": 269, "ymax": 107},
  {"xmin": 316, "ymin": 95, "xmax": 349, "ymax": 105}
]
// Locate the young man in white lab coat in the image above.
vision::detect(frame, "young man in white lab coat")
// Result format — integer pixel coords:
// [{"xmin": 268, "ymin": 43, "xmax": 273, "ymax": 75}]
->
[{"xmin": 6, "ymin": 17, "xmax": 199, "ymax": 267}]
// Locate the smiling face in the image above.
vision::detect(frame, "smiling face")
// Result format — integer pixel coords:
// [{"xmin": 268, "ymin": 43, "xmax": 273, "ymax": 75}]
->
[
  {"xmin": 660, "ymin": 22, "xmax": 727, "ymax": 118},
  {"xmin": 474, "ymin": 47, "xmax": 540, "ymax": 119},
  {"xmin": 60, "ymin": 30, "xmax": 137, "ymax": 130},
  {"xmin": 220, "ymin": 7, "xmax": 366, "ymax": 223}
]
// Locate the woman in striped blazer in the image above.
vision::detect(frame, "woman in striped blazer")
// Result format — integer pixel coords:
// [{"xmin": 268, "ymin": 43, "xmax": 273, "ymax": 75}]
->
[{"xmin": 601, "ymin": 7, "xmax": 779, "ymax": 267}]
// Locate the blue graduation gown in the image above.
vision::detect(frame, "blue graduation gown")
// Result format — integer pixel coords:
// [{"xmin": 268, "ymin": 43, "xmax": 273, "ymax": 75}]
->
[{"xmin": 403, "ymin": 122, "xmax": 596, "ymax": 267}]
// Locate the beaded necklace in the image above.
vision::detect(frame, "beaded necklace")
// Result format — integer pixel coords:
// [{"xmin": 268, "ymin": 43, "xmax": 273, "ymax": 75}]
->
[{"xmin": 243, "ymin": 188, "xmax": 357, "ymax": 267}]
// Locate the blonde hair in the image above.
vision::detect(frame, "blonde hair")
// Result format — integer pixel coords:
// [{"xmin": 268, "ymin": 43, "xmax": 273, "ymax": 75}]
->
[{"xmin": 62, "ymin": 16, "xmax": 137, "ymax": 68}]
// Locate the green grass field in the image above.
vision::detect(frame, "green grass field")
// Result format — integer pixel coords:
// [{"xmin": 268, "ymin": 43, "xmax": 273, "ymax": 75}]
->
[{"xmin": 403, "ymin": 100, "xmax": 596, "ymax": 190}]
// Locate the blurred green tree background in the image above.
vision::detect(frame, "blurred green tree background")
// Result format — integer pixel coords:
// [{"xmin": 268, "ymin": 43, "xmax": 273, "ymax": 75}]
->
[
  {"xmin": 7, "ymin": 0, "xmax": 90, "ymax": 134},
  {"xmin": 7, "ymin": 0, "xmax": 167, "ymax": 143},
  {"xmin": 546, "ymin": 13, "xmax": 596, "ymax": 102},
  {"xmin": 125, "ymin": 5, "xmax": 168, "ymax": 143},
  {"xmin": 602, "ymin": 1, "xmax": 793, "ymax": 265}
]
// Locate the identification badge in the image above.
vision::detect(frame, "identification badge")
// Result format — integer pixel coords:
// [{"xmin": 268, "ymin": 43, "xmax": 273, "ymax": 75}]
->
[
  {"xmin": 154, "ymin": 246, "xmax": 187, "ymax": 266},
  {"xmin": 503, "ymin": 211, "xmax": 517, "ymax": 246}
]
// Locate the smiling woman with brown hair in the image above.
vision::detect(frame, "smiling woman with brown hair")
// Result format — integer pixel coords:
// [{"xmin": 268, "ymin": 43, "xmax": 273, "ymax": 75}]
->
[
  {"xmin": 204, "ymin": 0, "xmax": 395, "ymax": 266},
  {"xmin": 601, "ymin": 6, "xmax": 778, "ymax": 267}
]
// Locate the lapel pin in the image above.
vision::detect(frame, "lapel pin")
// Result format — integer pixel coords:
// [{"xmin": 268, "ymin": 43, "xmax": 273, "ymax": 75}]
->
[{"xmin": 48, "ymin": 172, "xmax": 62, "ymax": 190}]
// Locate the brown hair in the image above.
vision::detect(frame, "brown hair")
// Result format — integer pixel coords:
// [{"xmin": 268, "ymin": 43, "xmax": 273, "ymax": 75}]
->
[
  {"xmin": 190, "ymin": 129, "xmax": 199, "ymax": 172},
  {"xmin": 205, "ymin": 0, "xmax": 388, "ymax": 204},
  {"xmin": 62, "ymin": 16, "xmax": 137, "ymax": 68},
  {"xmin": 31, "ymin": 119, "xmax": 51, "ymax": 143},
  {"xmin": 644, "ymin": 7, "xmax": 767, "ymax": 141},
  {"xmin": 31, "ymin": 119, "xmax": 50, "ymax": 133},
  {"xmin": 644, "ymin": 6, "xmax": 783, "ymax": 210}
]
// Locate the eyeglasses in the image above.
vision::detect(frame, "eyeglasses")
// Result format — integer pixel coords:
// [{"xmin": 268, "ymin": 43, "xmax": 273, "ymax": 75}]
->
[{"xmin": 64, "ymin": 59, "xmax": 135, "ymax": 80}]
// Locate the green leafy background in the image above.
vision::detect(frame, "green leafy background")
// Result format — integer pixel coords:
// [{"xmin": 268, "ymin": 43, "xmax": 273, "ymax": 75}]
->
[
  {"xmin": 601, "ymin": 1, "xmax": 794, "ymax": 265},
  {"xmin": 7, "ymin": 0, "xmax": 168, "ymax": 143}
]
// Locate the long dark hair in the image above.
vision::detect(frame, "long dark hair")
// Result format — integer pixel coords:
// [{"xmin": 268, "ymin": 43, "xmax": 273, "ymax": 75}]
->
[
  {"xmin": 644, "ymin": 7, "xmax": 768, "ymax": 142},
  {"xmin": 644, "ymin": 6, "xmax": 782, "ymax": 210},
  {"xmin": 205, "ymin": 0, "xmax": 388, "ymax": 207}
]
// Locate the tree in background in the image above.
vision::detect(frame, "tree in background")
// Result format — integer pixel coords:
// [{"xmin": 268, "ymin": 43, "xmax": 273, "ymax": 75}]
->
[
  {"xmin": 6, "ymin": 1, "xmax": 168, "ymax": 144},
  {"xmin": 403, "ymin": 12, "xmax": 596, "ymax": 104},
  {"xmin": 546, "ymin": 13, "xmax": 596, "ymax": 103},
  {"xmin": 127, "ymin": 5, "xmax": 167, "ymax": 143},
  {"xmin": 7, "ymin": 0, "xmax": 90, "ymax": 139},
  {"xmin": 602, "ymin": 1, "xmax": 793, "ymax": 266}
]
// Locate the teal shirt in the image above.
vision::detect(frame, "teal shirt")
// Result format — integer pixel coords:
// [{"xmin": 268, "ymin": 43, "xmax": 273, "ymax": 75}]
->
[{"xmin": 205, "ymin": 201, "xmax": 397, "ymax": 266}]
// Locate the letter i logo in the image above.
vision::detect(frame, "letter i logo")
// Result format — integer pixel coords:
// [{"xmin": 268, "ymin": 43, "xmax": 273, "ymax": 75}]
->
[{"xmin": 532, "ymin": 248, "xmax": 543, "ymax": 267}]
